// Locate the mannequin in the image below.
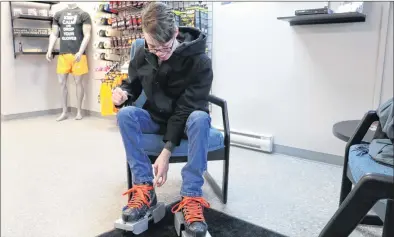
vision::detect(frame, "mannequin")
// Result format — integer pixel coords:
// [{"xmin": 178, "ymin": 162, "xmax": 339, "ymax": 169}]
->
[{"xmin": 46, "ymin": 3, "xmax": 92, "ymax": 121}]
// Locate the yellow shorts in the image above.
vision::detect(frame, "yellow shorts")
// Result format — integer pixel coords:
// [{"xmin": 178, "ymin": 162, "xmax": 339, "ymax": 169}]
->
[{"xmin": 57, "ymin": 54, "xmax": 89, "ymax": 75}]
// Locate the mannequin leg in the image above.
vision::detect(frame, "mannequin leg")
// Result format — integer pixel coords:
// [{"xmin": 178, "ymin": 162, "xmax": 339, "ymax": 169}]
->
[
  {"xmin": 74, "ymin": 75, "xmax": 85, "ymax": 120},
  {"xmin": 56, "ymin": 74, "xmax": 69, "ymax": 121}
]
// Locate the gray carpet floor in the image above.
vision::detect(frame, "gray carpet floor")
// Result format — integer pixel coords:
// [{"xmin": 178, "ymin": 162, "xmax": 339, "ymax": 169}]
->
[{"xmin": 1, "ymin": 115, "xmax": 382, "ymax": 237}]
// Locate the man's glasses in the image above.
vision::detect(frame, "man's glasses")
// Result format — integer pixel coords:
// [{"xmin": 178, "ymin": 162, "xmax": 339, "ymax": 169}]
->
[{"xmin": 146, "ymin": 37, "xmax": 176, "ymax": 54}]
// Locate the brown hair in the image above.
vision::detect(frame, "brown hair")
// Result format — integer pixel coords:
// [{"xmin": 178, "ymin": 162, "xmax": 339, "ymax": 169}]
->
[{"xmin": 141, "ymin": 2, "xmax": 176, "ymax": 44}]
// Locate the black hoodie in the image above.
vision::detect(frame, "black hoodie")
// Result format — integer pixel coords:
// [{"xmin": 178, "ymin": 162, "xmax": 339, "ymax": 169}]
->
[{"xmin": 118, "ymin": 27, "xmax": 213, "ymax": 146}]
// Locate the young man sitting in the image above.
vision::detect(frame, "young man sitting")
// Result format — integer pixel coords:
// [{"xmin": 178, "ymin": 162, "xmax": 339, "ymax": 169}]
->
[{"xmin": 112, "ymin": 2, "xmax": 213, "ymax": 236}]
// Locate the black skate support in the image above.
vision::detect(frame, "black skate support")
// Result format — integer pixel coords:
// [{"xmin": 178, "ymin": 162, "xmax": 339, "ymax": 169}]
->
[
  {"xmin": 114, "ymin": 202, "xmax": 166, "ymax": 234},
  {"xmin": 174, "ymin": 212, "xmax": 212, "ymax": 237}
]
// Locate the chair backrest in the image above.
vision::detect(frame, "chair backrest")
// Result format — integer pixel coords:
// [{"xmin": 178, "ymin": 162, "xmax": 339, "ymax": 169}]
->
[
  {"xmin": 369, "ymin": 98, "xmax": 394, "ymax": 166},
  {"xmin": 130, "ymin": 38, "xmax": 147, "ymax": 108},
  {"xmin": 377, "ymin": 97, "xmax": 394, "ymax": 141}
]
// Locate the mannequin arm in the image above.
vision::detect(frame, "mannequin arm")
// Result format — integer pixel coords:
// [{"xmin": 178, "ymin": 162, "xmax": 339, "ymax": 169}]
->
[
  {"xmin": 46, "ymin": 25, "xmax": 59, "ymax": 61},
  {"xmin": 78, "ymin": 24, "xmax": 92, "ymax": 55}
]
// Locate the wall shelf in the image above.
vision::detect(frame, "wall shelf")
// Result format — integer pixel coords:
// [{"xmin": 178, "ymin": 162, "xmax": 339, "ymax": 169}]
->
[
  {"xmin": 16, "ymin": 51, "xmax": 59, "ymax": 56},
  {"xmin": 13, "ymin": 14, "xmax": 53, "ymax": 21},
  {"xmin": 14, "ymin": 33, "xmax": 50, "ymax": 38},
  {"xmin": 10, "ymin": 1, "xmax": 58, "ymax": 58},
  {"xmin": 31, "ymin": 1, "xmax": 59, "ymax": 4},
  {"xmin": 277, "ymin": 12, "xmax": 366, "ymax": 26}
]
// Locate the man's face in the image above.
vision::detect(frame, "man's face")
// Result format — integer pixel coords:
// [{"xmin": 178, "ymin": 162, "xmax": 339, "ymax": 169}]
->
[{"xmin": 144, "ymin": 30, "xmax": 178, "ymax": 61}]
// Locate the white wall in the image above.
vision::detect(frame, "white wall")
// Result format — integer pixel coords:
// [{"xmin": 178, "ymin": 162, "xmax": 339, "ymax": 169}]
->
[
  {"xmin": 380, "ymin": 3, "xmax": 393, "ymax": 104},
  {"xmin": 211, "ymin": 2, "xmax": 392, "ymax": 156},
  {"xmin": 1, "ymin": 2, "xmax": 60, "ymax": 116}
]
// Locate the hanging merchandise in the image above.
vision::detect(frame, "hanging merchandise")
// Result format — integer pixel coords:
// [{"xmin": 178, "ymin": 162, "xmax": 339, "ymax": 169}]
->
[
  {"xmin": 94, "ymin": 1, "xmax": 148, "ymax": 116},
  {"xmin": 100, "ymin": 82, "xmax": 115, "ymax": 116},
  {"xmin": 97, "ymin": 28, "xmax": 121, "ymax": 37},
  {"xmin": 95, "ymin": 3, "xmax": 119, "ymax": 14},
  {"xmin": 104, "ymin": 53, "xmax": 121, "ymax": 61},
  {"xmin": 93, "ymin": 40, "xmax": 112, "ymax": 49},
  {"xmin": 93, "ymin": 16, "xmax": 112, "ymax": 26},
  {"xmin": 97, "ymin": 62, "xmax": 128, "ymax": 116},
  {"xmin": 93, "ymin": 1, "xmax": 146, "ymax": 66}
]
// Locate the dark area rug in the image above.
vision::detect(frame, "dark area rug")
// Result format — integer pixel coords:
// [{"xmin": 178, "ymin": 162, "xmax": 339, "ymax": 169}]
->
[{"xmin": 97, "ymin": 203, "xmax": 287, "ymax": 237}]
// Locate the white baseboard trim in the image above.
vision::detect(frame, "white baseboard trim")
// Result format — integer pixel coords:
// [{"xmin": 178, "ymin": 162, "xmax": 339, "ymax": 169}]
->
[
  {"xmin": 1, "ymin": 108, "xmax": 63, "ymax": 121},
  {"xmin": 1, "ymin": 107, "xmax": 112, "ymax": 121},
  {"xmin": 274, "ymin": 144, "xmax": 343, "ymax": 166}
]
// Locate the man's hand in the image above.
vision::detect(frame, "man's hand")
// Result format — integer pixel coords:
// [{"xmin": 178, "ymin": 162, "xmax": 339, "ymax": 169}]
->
[
  {"xmin": 153, "ymin": 149, "xmax": 171, "ymax": 187},
  {"xmin": 112, "ymin": 87, "xmax": 128, "ymax": 106},
  {"xmin": 74, "ymin": 52, "xmax": 82, "ymax": 62}
]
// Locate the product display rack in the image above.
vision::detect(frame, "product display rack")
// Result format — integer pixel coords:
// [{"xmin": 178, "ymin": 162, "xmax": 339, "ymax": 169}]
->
[
  {"xmin": 93, "ymin": 2, "xmax": 143, "ymax": 67},
  {"xmin": 94, "ymin": 1, "xmax": 147, "ymax": 116},
  {"xmin": 10, "ymin": 1, "xmax": 59, "ymax": 58}
]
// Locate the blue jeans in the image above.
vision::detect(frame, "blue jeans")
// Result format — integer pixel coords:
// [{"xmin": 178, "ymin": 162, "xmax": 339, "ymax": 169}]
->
[{"xmin": 117, "ymin": 106, "xmax": 211, "ymax": 197}]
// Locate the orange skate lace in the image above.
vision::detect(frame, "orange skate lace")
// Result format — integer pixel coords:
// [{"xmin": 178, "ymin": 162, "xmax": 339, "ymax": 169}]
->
[
  {"xmin": 122, "ymin": 184, "xmax": 153, "ymax": 209},
  {"xmin": 171, "ymin": 197, "xmax": 210, "ymax": 223}
]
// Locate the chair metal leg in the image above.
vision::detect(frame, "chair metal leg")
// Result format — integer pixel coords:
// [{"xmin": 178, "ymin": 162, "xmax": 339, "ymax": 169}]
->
[
  {"xmin": 383, "ymin": 200, "xmax": 394, "ymax": 237},
  {"xmin": 319, "ymin": 176, "xmax": 384, "ymax": 237}
]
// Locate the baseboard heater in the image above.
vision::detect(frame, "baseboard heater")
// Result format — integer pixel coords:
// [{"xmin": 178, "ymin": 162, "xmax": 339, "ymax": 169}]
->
[{"xmin": 215, "ymin": 127, "xmax": 274, "ymax": 153}]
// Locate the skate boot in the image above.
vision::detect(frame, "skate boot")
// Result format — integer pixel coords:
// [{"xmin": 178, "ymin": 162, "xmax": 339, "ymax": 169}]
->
[
  {"xmin": 121, "ymin": 183, "xmax": 157, "ymax": 222},
  {"xmin": 172, "ymin": 196, "xmax": 210, "ymax": 237}
]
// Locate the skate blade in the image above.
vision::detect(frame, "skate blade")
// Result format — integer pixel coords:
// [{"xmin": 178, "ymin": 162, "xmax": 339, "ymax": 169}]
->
[{"xmin": 114, "ymin": 202, "xmax": 166, "ymax": 234}]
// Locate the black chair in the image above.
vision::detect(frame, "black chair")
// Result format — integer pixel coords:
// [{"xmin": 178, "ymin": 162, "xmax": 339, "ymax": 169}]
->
[
  {"xmin": 126, "ymin": 94, "xmax": 230, "ymax": 204},
  {"xmin": 319, "ymin": 111, "xmax": 394, "ymax": 237}
]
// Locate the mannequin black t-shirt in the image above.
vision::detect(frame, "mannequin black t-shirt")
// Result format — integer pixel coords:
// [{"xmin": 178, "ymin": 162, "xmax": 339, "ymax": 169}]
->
[{"xmin": 53, "ymin": 7, "xmax": 91, "ymax": 54}]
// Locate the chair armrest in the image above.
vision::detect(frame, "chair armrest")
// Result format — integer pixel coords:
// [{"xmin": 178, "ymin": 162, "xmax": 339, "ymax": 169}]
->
[
  {"xmin": 359, "ymin": 173, "xmax": 394, "ymax": 199},
  {"xmin": 344, "ymin": 110, "xmax": 379, "ymax": 164},
  {"xmin": 346, "ymin": 111, "xmax": 379, "ymax": 148},
  {"xmin": 208, "ymin": 95, "xmax": 230, "ymax": 146},
  {"xmin": 208, "ymin": 94, "xmax": 225, "ymax": 107}
]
